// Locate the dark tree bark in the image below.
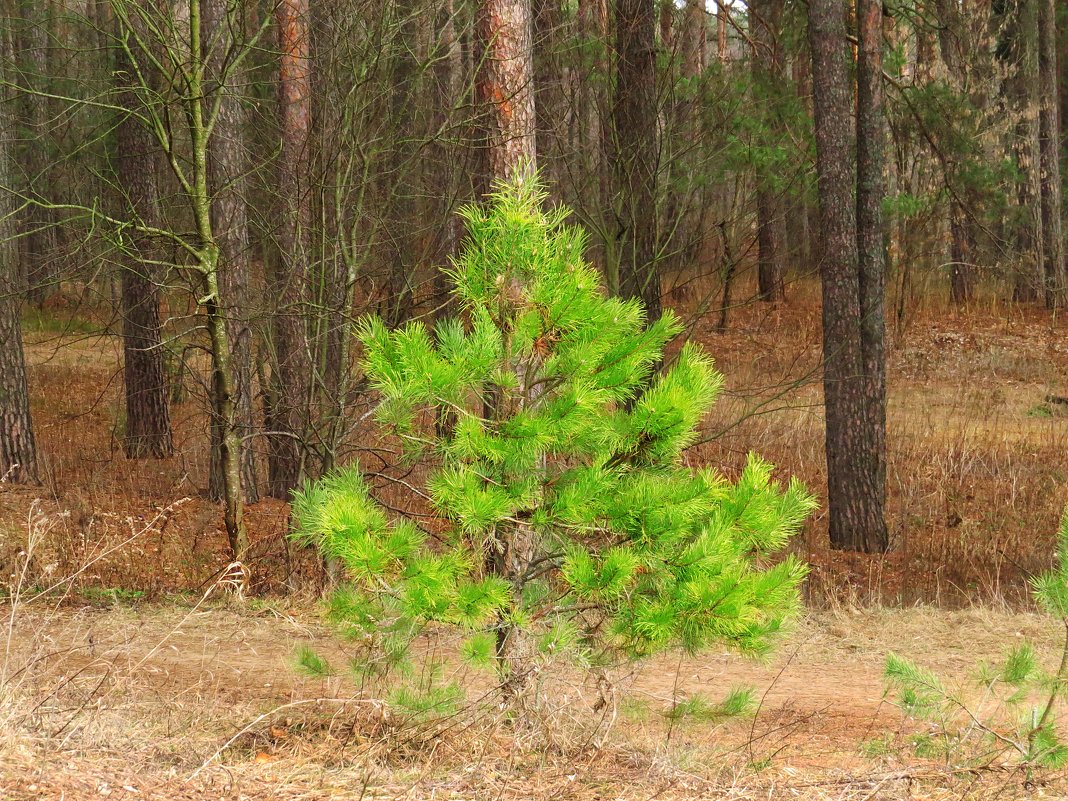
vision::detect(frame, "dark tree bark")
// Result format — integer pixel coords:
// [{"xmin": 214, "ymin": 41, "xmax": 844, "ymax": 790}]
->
[
  {"xmin": 934, "ymin": 0, "xmax": 983, "ymax": 305},
  {"xmin": 808, "ymin": 0, "xmax": 887, "ymax": 553},
  {"xmin": 15, "ymin": 0, "xmax": 58, "ymax": 305},
  {"xmin": 532, "ymin": 0, "xmax": 564, "ymax": 195},
  {"xmin": 0, "ymin": 22, "xmax": 37, "ymax": 484},
  {"xmin": 269, "ymin": 0, "xmax": 314, "ymax": 497},
  {"xmin": 429, "ymin": 0, "xmax": 465, "ymax": 317},
  {"xmin": 206, "ymin": 0, "xmax": 258, "ymax": 503},
  {"xmin": 612, "ymin": 0, "xmax": 661, "ymax": 321},
  {"xmin": 1038, "ymin": 0, "xmax": 1063, "ymax": 306},
  {"xmin": 855, "ymin": 0, "xmax": 889, "ymax": 551},
  {"xmin": 381, "ymin": 0, "xmax": 420, "ymax": 328},
  {"xmin": 114, "ymin": 19, "xmax": 174, "ymax": 460},
  {"xmin": 1002, "ymin": 0, "xmax": 1043, "ymax": 303},
  {"xmin": 476, "ymin": 0, "xmax": 538, "ymax": 184},
  {"xmin": 750, "ymin": 0, "xmax": 786, "ymax": 302}
]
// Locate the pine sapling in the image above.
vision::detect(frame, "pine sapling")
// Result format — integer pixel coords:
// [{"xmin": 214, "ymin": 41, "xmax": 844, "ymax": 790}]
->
[{"xmin": 293, "ymin": 174, "xmax": 815, "ymax": 707}]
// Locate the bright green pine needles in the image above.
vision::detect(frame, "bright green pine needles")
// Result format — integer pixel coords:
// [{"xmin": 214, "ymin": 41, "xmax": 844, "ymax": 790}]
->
[{"xmin": 293, "ymin": 175, "xmax": 815, "ymax": 679}]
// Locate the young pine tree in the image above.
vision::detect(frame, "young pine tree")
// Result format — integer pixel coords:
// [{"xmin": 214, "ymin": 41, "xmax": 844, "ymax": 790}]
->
[{"xmin": 294, "ymin": 176, "xmax": 815, "ymax": 699}]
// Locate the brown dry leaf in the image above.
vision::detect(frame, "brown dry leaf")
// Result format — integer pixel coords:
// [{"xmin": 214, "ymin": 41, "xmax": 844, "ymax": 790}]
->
[{"xmin": 254, "ymin": 752, "xmax": 275, "ymax": 764}]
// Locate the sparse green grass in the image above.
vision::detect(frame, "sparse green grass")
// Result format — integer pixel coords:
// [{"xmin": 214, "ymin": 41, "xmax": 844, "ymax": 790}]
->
[{"xmin": 21, "ymin": 307, "xmax": 100, "ymax": 336}]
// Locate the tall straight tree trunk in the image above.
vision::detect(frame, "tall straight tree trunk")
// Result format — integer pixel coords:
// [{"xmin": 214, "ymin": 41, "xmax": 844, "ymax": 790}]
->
[
  {"xmin": 429, "ymin": 0, "xmax": 464, "ymax": 316},
  {"xmin": 206, "ymin": 0, "xmax": 258, "ymax": 503},
  {"xmin": 612, "ymin": 0, "xmax": 661, "ymax": 322},
  {"xmin": 680, "ymin": 0, "xmax": 705, "ymax": 77},
  {"xmin": 269, "ymin": 0, "xmax": 314, "ymax": 497},
  {"xmin": 855, "ymin": 0, "xmax": 888, "ymax": 552},
  {"xmin": 476, "ymin": 0, "xmax": 538, "ymax": 182},
  {"xmin": 1006, "ymin": 0, "xmax": 1042, "ymax": 303},
  {"xmin": 0, "ymin": 22, "xmax": 37, "ymax": 484},
  {"xmin": 1038, "ymin": 0, "xmax": 1063, "ymax": 306},
  {"xmin": 15, "ymin": 0, "xmax": 58, "ymax": 305},
  {"xmin": 750, "ymin": 0, "xmax": 786, "ymax": 302},
  {"xmin": 577, "ymin": 0, "xmax": 610, "ymax": 272},
  {"xmin": 114, "ymin": 21, "xmax": 173, "ymax": 460},
  {"xmin": 532, "ymin": 0, "xmax": 563, "ymax": 196},
  {"xmin": 716, "ymin": 0, "xmax": 728, "ymax": 63},
  {"xmin": 381, "ymin": 0, "xmax": 420, "ymax": 328},
  {"xmin": 808, "ymin": 0, "xmax": 887, "ymax": 553}
]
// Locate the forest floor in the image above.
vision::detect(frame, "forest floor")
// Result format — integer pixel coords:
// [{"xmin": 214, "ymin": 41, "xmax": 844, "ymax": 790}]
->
[
  {"xmin": 2, "ymin": 279, "xmax": 1068, "ymax": 797},
  {"xmin": 2, "ymin": 600, "xmax": 1067, "ymax": 799}
]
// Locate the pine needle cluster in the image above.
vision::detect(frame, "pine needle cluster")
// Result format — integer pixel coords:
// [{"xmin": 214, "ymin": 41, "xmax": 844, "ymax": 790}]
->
[{"xmin": 293, "ymin": 175, "xmax": 815, "ymax": 687}]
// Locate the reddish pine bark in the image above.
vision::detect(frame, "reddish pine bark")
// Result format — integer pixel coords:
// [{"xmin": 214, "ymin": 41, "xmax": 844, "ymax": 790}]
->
[
  {"xmin": 476, "ymin": 0, "xmax": 538, "ymax": 182},
  {"xmin": 269, "ymin": 0, "xmax": 314, "ymax": 497}
]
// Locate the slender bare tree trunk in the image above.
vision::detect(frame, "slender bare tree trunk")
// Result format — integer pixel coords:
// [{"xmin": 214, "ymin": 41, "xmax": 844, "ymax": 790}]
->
[
  {"xmin": 269, "ymin": 0, "xmax": 314, "ymax": 497},
  {"xmin": 533, "ymin": 0, "xmax": 564, "ymax": 197},
  {"xmin": 429, "ymin": 0, "xmax": 464, "ymax": 316},
  {"xmin": 716, "ymin": 0, "xmax": 728, "ymax": 63},
  {"xmin": 680, "ymin": 0, "xmax": 704, "ymax": 77},
  {"xmin": 0, "ymin": 21, "xmax": 37, "ymax": 484},
  {"xmin": 381, "ymin": 0, "xmax": 420, "ymax": 328},
  {"xmin": 186, "ymin": 0, "xmax": 249, "ymax": 561},
  {"xmin": 612, "ymin": 0, "xmax": 661, "ymax": 322},
  {"xmin": 856, "ymin": 0, "xmax": 888, "ymax": 552},
  {"xmin": 206, "ymin": 0, "xmax": 258, "ymax": 503},
  {"xmin": 15, "ymin": 0, "xmax": 58, "ymax": 304},
  {"xmin": 1038, "ymin": 0, "xmax": 1063, "ymax": 306},
  {"xmin": 114, "ymin": 13, "xmax": 173, "ymax": 460},
  {"xmin": 1005, "ymin": 0, "xmax": 1043, "ymax": 303},
  {"xmin": 750, "ymin": 0, "xmax": 785, "ymax": 302}
]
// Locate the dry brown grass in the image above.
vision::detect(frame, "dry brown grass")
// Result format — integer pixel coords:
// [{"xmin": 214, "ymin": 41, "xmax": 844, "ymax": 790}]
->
[
  {"xmin": 4, "ymin": 273, "xmax": 1068, "ymax": 797},
  {"xmin": 10, "ymin": 272, "xmax": 1068, "ymax": 606},
  {"xmin": 3, "ymin": 593, "xmax": 1068, "ymax": 799}
]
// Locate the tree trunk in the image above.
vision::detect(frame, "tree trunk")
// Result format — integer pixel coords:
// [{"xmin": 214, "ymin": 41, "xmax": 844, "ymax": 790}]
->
[
  {"xmin": 15, "ymin": 0, "xmax": 58, "ymax": 305},
  {"xmin": 206, "ymin": 0, "xmax": 258, "ymax": 503},
  {"xmin": 750, "ymin": 0, "xmax": 785, "ymax": 302},
  {"xmin": 533, "ymin": 0, "xmax": 564, "ymax": 196},
  {"xmin": 1003, "ymin": 0, "xmax": 1043, "ymax": 303},
  {"xmin": 0, "ymin": 23, "xmax": 37, "ymax": 484},
  {"xmin": 680, "ymin": 0, "xmax": 704, "ymax": 78},
  {"xmin": 808, "ymin": 0, "xmax": 887, "ymax": 553},
  {"xmin": 935, "ymin": 0, "xmax": 978, "ymax": 305},
  {"xmin": 269, "ymin": 0, "xmax": 314, "ymax": 498},
  {"xmin": 1038, "ymin": 0, "xmax": 1063, "ymax": 306},
  {"xmin": 476, "ymin": 0, "xmax": 538, "ymax": 182},
  {"xmin": 429, "ymin": 0, "xmax": 464, "ymax": 317},
  {"xmin": 114, "ymin": 17, "xmax": 174, "ymax": 460},
  {"xmin": 716, "ymin": 0, "xmax": 728, "ymax": 63},
  {"xmin": 855, "ymin": 0, "xmax": 889, "ymax": 552},
  {"xmin": 612, "ymin": 0, "xmax": 661, "ymax": 321},
  {"xmin": 381, "ymin": 0, "xmax": 420, "ymax": 328},
  {"xmin": 187, "ymin": 0, "xmax": 249, "ymax": 561}
]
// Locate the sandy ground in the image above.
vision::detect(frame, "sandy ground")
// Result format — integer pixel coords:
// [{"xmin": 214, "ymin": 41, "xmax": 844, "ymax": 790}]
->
[{"xmin": 2, "ymin": 599, "xmax": 1067, "ymax": 799}]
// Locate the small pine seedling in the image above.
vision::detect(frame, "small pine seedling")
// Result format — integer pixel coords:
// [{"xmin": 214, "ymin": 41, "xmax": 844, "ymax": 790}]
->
[
  {"xmin": 884, "ymin": 505, "xmax": 1068, "ymax": 768},
  {"xmin": 293, "ymin": 173, "xmax": 815, "ymax": 703}
]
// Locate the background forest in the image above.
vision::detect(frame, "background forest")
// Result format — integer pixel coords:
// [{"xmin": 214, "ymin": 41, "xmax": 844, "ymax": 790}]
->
[{"xmin": 2, "ymin": 0, "xmax": 1068, "ymax": 798}]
